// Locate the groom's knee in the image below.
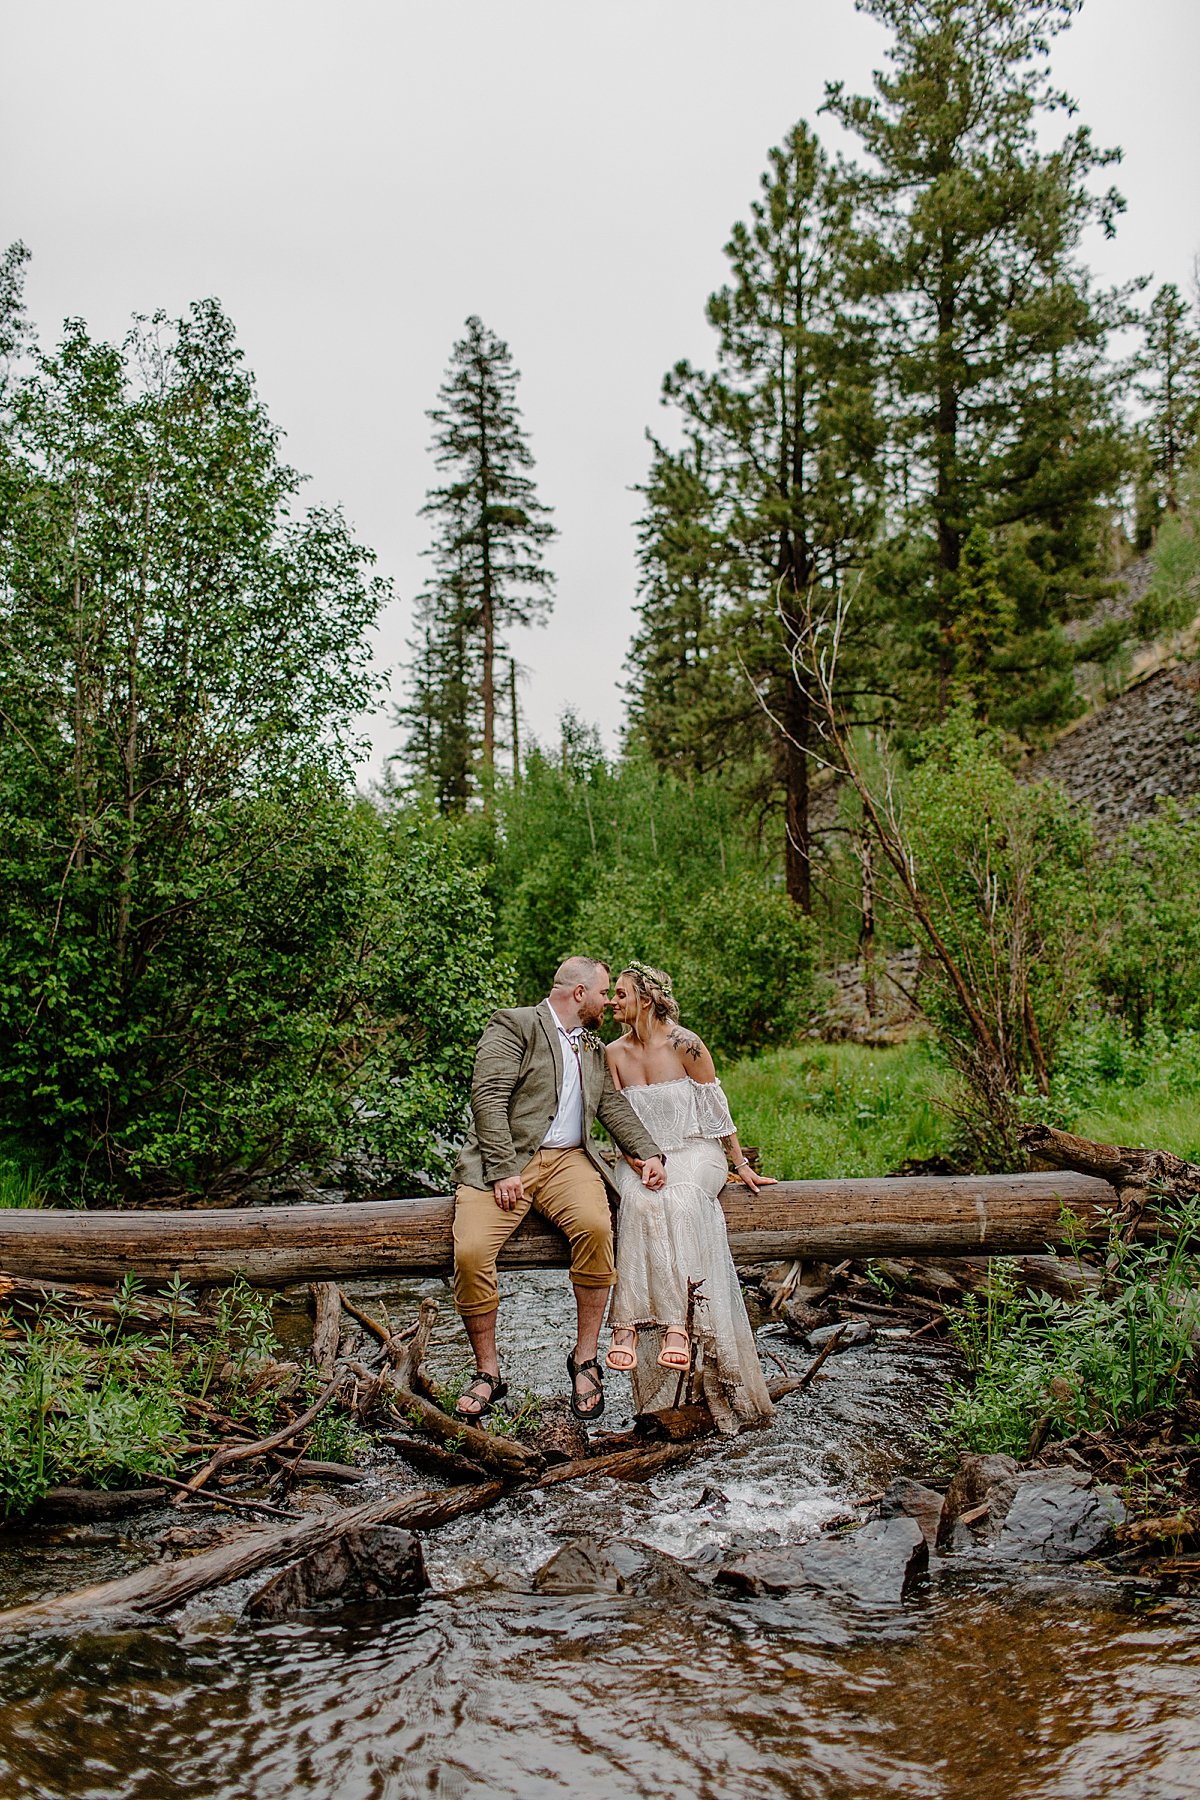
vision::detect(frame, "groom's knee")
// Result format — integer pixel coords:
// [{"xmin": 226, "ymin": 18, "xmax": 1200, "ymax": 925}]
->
[
  {"xmin": 452, "ymin": 1183, "xmax": 504, "ymax": 1316},
  {"xmin": 545, "ymin": 1161, "xmax": 616, "ymax": 1290}
]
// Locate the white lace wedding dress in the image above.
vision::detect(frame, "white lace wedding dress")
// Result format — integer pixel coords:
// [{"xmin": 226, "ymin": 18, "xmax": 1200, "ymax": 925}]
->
[{"xmin": 610, "ymin": 1077, "xmax": 773, "ymax": 1435}]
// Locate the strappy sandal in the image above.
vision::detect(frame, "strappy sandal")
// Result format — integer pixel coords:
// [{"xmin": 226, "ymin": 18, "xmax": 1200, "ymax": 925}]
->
[
  {"xmin": 605, "ymin": 1328, "xmax": 638, "ymax": 1373},
  {"xmin": 453, "ymin": 1369, "xmax": 508, "ymax": 1423},
  {"xmin": 657, "ymin": 1327, "xmax": 691, "ymax": 1371},
  {"xmin": 566, "ymin": 1350, "xmax": 605, "ymax": 1422}
]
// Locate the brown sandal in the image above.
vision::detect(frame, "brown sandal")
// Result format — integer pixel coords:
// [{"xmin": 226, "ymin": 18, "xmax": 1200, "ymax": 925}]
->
[
  {"xmin": 605, "ymin": 1328, "xmax": 638, "ymax": 1372},
  {"xmin": 657, "ymin": 1327, "xmax": 691, "ymax": 1370}
]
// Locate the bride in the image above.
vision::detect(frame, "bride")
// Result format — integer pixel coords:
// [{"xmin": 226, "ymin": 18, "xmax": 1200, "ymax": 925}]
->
[{"xmin": 603, "ymin": 961, "xmax": 775, "ymax": 1435}]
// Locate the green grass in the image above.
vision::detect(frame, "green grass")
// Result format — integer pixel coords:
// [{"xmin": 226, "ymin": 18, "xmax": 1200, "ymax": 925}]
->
[
  {"xmin": 1056, "ymin": 1018, "xmax": 1200, "ymax": 1161},
  {"xmin": 0, "ymin": 1154, "xmax": 45, "ymax": 1208},
  {"xmin": 723, "ymin": 1039, "xmax": 952, "ymax": 1179}
]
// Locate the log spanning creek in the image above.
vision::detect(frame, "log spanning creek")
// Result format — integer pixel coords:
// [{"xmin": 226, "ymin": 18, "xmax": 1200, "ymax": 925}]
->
[{"xmin": 1, "ymin": 1261, "xmax": 1199, "ymax": 1799}]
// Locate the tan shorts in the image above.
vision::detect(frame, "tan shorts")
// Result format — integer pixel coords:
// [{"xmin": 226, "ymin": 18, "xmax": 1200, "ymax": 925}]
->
[{"xmin": 452, "ymin": 1146, "xmax": 614, "ymax": 1317}]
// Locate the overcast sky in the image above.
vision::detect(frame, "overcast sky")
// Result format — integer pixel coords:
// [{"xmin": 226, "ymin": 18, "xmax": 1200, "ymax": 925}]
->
[{"xmin": 6, "ymin": 0, "xmax": 1199, "ymax": 780}]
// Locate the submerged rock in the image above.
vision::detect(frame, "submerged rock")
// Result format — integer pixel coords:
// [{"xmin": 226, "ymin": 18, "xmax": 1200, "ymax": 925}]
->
[
  {"xmin": 715, "ymin": 1516, "xmax": 928, "ymax": 1606},
  {"xmin": 879, "ymin": 1477, "xmax": 945, "ymax": 1549},
  {"xmin": 247, "ymin": 1525, "xmax": 428, "ymax": 1619},
  {"xmin": 533, "ymin": 1538, "xmax": 626, "ymax": 1595},
  {"xmin": 806, "ymin": 1320, "xmax": 874, "ymax": 1351}
]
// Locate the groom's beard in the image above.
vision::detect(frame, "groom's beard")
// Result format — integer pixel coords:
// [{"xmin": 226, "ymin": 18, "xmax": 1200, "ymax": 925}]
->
[{"xmin": 579, "ymin": 1003, "xmax": 606, "ymax": 1031}]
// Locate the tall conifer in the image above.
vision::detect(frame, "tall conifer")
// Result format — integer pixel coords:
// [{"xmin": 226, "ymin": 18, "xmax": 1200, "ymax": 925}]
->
[
  {"xmin": 630, "ymin": 123, "xmax": 882, "ymax": 909},
  {"xmin": 826, "ymin": 0, "xmax": 1131, "ymax": 735},
  {"xmin": 397, "ymin": 317, "xmax": 554, "ymax": 807},
  {"xmin": 1137, "ymin": 282, "xmax": 1200, "ymax": 519}
]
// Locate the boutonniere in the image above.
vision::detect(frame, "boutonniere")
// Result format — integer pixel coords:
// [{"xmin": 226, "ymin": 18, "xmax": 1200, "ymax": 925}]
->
[{"xmin": 579, "ymin": 1028, "xmax": 605, "ymax": 1055}]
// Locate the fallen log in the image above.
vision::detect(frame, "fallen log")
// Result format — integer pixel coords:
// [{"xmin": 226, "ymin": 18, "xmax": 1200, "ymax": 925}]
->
[
  {"xmin": 0, "ymin": 1479, "xmax": 508, "ymax": 1636},
  {"xmin": 0, "ymin": 1171, "xmax": 1118, "ymax": 1286},
  {"xmin": 1020, "ymin": 1123, "xmax": 1200, "ymax": 1217}
]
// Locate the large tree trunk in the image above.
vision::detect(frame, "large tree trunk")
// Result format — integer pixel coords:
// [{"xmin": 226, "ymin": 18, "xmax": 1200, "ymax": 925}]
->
[{"xmin": 0, "ymin": 1172, "xmax": 1117, "ymax": 1287}]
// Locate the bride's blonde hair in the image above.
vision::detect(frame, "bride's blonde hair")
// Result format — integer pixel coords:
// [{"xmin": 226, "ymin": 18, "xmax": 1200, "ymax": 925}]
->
[{"xmin": 620, "ymin": 961, "xmax": 680, "ymax": 1025}]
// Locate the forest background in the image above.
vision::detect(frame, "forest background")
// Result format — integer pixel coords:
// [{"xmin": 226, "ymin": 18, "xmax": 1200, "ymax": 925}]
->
[{"xmin": 2, "ymin": 0, "xmax": 1200, "ymax": 1207}]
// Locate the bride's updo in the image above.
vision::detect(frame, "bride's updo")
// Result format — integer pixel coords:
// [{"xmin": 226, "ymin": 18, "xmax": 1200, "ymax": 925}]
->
[{"xmin": 621, "ymin": 961, "xmax": 680, "ymax": 1024}]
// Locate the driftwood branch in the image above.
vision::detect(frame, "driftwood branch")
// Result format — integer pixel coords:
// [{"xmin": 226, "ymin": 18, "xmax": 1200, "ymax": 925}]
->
[{"xmin": 174, "ymin": 1380, "xmax": 340, "ymax": 1503}]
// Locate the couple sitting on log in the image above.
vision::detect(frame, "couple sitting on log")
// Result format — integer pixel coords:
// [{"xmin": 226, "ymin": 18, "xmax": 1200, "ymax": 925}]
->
[{"xmin": 451, "ymin": 955, "xmax": 775, "ymax": 1436}]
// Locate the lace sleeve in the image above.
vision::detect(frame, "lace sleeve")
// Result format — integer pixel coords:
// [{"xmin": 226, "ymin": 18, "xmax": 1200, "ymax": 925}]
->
[{"xmin": 688, "ymin": 1077, "xmax": 736, "ymax": 1140}]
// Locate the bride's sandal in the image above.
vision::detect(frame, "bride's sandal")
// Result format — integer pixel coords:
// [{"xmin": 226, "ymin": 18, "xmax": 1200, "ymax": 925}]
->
[
  {"xmin": 657, "ymin": 1327, "xmax": 691, "ymax": 1370},
  {"xmin": 605, "ymin": 1328, "xmax": 638, "ymax": 1372}
]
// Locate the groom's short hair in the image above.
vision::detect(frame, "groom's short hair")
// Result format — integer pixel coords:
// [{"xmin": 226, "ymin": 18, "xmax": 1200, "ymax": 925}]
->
[{"xmin": 551, "ymin": 955, "xmax": 609, "ymax": 992}]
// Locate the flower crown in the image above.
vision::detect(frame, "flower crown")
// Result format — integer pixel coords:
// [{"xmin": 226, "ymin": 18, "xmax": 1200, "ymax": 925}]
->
[{"xmin": 626, "ymin": 960, "xmax": 673, "ymax": 999}]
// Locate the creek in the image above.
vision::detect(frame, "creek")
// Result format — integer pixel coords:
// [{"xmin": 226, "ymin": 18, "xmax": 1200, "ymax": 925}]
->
[{"xmin": 0, "ymin": 1273, "xmax": 1198, "ymax": 1800}]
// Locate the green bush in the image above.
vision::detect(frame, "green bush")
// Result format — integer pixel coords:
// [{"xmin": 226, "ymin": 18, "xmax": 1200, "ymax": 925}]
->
[
  {"xmin": 574, "ymin": 871, "xmax": 816, "ymax": 1061},
  {"xmin": 1098, "ymin": 804, "xmax": 1200, "ymax": 1037},
  {"xmin": 937, "ymin": 1206, "xmax": 1200, "ymax": 1461},
  {"xmin": 0, "ymin": 292, "xmax": 510, "ymax": 1199},
  {"xmin": 0, "ymin": 1274, "xmax": 293, "ymax": 1516}
]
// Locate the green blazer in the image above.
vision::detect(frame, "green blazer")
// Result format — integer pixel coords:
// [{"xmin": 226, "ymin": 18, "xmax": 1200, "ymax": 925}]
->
[{"xmin": 454, "ymin": 1003, "xmax": 663, "ymax": 1194}]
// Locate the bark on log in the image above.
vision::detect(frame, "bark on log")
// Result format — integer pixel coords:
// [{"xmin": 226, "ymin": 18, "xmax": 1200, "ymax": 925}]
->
[
  {"xmin": 1019, "ymin": 1123, "xmax": 1200, "ymax": 1214},
  {"xmin": 309, "ymin": 1282, "xmax": 341, "ymax": 1377},
  {"xmin": 0, "ymin": 1172, "xmax": 1118, "ymax": 1286}
]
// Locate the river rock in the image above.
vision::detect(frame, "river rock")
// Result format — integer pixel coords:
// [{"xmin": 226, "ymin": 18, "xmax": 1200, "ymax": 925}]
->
[
  {"xmin": 806, "ymin": 1319, "xmax": 874, "ymax": 1351},
  {"xmin": 715, "ymin": 1516, "xmax": 928, "ymax": 1606},
  {"xmin": 936, "ymin": 1453, "xmax": 1020, "ymax": 1552},
  {"xmin": 879, "ymin": 1477, "xmax": 945, "ymax": 1548},
  {"xmin": 246, "ymin": 1525, "xmax": 428, "ymax": 1619},
  {"xmin": 533, "ymin": 1538, "xmax": 626, "ymax": 1595},
  {"xmin": 993, "ymin": 1468, "xmax": 1125, "ymax": 1563}
]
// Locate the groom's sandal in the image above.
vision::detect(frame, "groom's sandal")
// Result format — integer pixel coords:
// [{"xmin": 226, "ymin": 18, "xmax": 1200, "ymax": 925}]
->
[
  {"xmin": 567, "ymin": 1351, "xmax": 605, "ymax": 1422},
  {"xmin": 453, "ymin": 1370, "xmax": 508, "ymax": 1423},
  {"xmin": 657, "ymin": 1328, "xmax": 691, "ymax": 1370},
  {"xmin": 605, "ymin": 1328, "xmax": 638, "ymax": 1372}
]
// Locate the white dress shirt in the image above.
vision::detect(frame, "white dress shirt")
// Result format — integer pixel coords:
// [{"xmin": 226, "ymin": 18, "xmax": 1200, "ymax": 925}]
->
[{"xmin": 540, "ymin": 999, "xmax": 585, "ymax": 1149}]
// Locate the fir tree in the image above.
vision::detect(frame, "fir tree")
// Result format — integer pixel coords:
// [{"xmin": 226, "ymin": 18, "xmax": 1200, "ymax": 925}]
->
[
  {"xmin": 630, "ymin": 123, "xmax": 882, "ymax": 909},
  {"xmin": 826, "ymin": 0, "xmax": 1131, "ymax": 735},
  {"xmin": 400, "ymin": 316, "xmax": 554, "ymax": 805},
  {"xmin": 1137, "ymin": 282, "xmax": 1200, "ymax": 519}
]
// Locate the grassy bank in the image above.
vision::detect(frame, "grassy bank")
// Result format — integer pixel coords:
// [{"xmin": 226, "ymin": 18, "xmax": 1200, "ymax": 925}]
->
[
  {"xmin": 724, "ymin": 1025, "xmax": 1200, "ymax": 1180},
  {"xmin": 723, "ymin": 1040, "xmax": 952, "ymax": 1179}
]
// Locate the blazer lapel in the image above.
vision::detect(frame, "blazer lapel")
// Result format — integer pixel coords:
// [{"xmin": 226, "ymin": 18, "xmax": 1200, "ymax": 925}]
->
[{"xmin": 536, "ymin": 1003, "xmax": 564, "ymax": 1099}]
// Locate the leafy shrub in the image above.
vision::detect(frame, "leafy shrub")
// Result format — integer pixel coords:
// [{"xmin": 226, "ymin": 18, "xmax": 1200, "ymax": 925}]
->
[
  {"xmin": 0, "ymin": 1274, "xmax": 300, "ymax": 1517},
  {"xmin": 937, "ymin": 1207, "xmax": 1200, "ymax": 1461},
  {"xmin": 1098, "ymin": 804, "xmax": 1200, "ymax": 1037},
  {"xmin": 575, "ymin": 871, "xmax": 816, "ymax": 1061},
  {"xmin": 0, "ymin": 294, "xmax": 510, "ymax": 1199}
]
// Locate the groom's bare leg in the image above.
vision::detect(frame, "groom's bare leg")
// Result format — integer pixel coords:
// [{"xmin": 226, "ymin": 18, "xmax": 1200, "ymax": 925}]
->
[
  {"xmin": 572, "ymin": 1282, "xmax": 608, "ymax": 1366},
  {"xmin": 462, "ymin": 1308, "xmax": 500, "ymax": 1379}
]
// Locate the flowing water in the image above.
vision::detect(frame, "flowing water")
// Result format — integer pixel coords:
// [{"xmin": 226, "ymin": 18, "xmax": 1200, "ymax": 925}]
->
[{"xmin": 0, "ymin": 1273, "xmax": 1198, "ymax": 1800}]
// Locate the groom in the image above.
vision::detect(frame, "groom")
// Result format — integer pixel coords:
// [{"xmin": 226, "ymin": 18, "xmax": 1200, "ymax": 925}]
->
[{"xmin": 452, "ymin": 955, "xmax": 666, "ymax": 1424}]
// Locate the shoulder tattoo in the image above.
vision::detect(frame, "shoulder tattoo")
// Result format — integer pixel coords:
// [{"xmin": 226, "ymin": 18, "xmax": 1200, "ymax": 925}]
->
[{"xmin": 668, "ymin": 1028, "xmax": 704, "ymax": 1065}]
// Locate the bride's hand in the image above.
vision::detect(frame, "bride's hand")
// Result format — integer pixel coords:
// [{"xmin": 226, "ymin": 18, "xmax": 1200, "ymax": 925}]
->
[{"xmin": 736, "ymin": 1165, "xmax": 777, "ymax": 1195}]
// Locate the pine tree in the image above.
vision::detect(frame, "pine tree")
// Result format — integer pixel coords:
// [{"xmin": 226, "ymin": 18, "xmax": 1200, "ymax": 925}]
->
[
  {"xmin": 400, "ymin": 316, "xmax": 554, "ymax": 805},
  {"xmin": 951, "ymin": 523, "xmax": 1016, "ymax": 718},
  {"xmin": 1137, "ymin": 282, "xmax": 1200, "ymax": 519},
  {"xmin": 826, "ymin": 0, "xmax": 1131, "ymax": 735},
  {"xmin": 630, "ymin": 123, "xmax": 882, "ymax": 909}
]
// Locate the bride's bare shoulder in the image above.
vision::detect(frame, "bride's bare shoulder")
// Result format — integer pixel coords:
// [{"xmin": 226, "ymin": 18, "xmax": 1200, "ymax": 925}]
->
[{"xmin": 666, "ymin": 1023, "xmax": 716, "ymax": 1080}]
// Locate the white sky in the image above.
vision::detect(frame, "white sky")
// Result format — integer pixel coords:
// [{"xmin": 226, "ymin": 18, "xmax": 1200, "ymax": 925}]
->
[{"xmin": 6, "ymin": 0, "xmax": 1199, "ymax": 780}]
